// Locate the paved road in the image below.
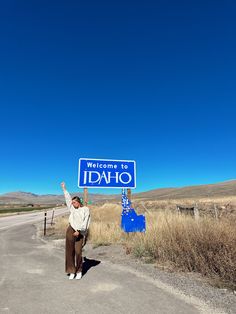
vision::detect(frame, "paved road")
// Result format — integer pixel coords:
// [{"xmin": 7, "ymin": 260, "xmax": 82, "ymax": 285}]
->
[
  {"xmin": 0, "ymin": 207, "xmax": 68, "ymax": 231},
  {"xmin": 0, "ymin": 216, "xmax": 220, "ymax": 314}
]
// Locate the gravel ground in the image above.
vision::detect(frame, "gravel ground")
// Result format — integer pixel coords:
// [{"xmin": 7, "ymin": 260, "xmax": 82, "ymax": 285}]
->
[{"xmin": 49, "ymin": 238, "xmax": 236, "ymax": 314}]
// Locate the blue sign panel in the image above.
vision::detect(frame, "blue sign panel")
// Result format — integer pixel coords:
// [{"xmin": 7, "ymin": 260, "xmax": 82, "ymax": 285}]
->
[
  {"xmin": 78, "ymin": 158, "xmax": 136, "ymax": 188},
  {"xmin": 121, "ymin": 190, "xmax": 146, "ymax": 233}
]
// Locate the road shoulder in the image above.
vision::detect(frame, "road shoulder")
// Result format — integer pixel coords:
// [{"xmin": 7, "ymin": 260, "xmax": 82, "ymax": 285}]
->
[{"xmin": 39, "ymin": 227, "xmax": 236, "ymax": 314}]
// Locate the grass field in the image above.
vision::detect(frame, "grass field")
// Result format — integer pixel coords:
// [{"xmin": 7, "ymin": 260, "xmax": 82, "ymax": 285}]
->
[
  {"xmin": 53, "ymin": 200, "xmax": 236, "ymax": 290},
  {"xmin": 0, "ymin": 206, "xmax": 54, "ymax": 214}
]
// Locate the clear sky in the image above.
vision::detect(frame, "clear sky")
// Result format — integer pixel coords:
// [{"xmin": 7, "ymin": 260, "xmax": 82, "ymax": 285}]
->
[{"xmin": 0, "ymin": 0, "xmax": 235, "ymax": 195}]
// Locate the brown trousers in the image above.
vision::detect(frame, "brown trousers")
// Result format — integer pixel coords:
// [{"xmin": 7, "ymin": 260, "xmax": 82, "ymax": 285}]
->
[{"xmin": 65, "ymin": 225, "xmax": 84, "ymax": 274}]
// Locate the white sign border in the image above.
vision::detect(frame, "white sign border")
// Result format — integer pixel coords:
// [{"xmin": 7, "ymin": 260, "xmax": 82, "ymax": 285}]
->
[{"xmin": 78, "ymin": 158, "xmax": 136, "ymax": 189}]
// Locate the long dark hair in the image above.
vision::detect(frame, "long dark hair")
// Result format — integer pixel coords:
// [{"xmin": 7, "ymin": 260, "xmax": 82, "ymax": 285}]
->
[{"xmin": 72, "ymin": 196, "xmax": 83, "ymax": 206}]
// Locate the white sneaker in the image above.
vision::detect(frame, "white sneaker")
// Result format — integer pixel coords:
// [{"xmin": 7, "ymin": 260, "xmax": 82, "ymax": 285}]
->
[
  {"xmin": 69, "ymin": 273, "xmax": 75, "ymax": 280},
  {"xmin": 75, "ymin": 272, "xmax": 82, "ymax": 280}
]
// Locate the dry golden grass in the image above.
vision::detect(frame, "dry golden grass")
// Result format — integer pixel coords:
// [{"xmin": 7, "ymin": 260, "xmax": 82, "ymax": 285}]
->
[
  {"xmin": 90, "ymin": 203, "xmax": 121, "ymax": 223},
  {"xmin": 86, "ymin": 204, "xmax": 124, "ymax": 246},
  {"xmin": 54, "ymin": 204, "xmax": 124, "ymax": 246},
  {"xmin": 132, "ymin": 196, "xmax": 236, "ymax": 218},
  {"xmin": 52, "ymin": 216, "xmax": 68, "ymax": 237},
  {"xmin": 88, "ymin": 221, "xmax": 123, "ymax": 247},
  {"xmin": 127, "ymin": 211, "xmax": 236, "ymax": 289},
  {"xmin": 54, "ymin": 202, "xmax": 236, "ymax": 289}
]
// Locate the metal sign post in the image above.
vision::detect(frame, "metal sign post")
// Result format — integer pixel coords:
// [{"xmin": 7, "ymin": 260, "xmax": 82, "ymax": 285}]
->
[
  {"xmin": 127, "ymin": 188, "xmax": 131, "ymax": 201},
  {"xmin": 83, "ymin": 188, "xmax": 88, "ymax": 206}
]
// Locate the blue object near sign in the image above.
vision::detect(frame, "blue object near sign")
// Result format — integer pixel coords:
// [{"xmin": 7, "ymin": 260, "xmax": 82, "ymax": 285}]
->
[
  {"xmin": 78, "ymin": 158, "xmax": 136, "ymax": 189},
  {"xmin": 121, "ymin": 190, "xmax": 146, "ymax": 233}
]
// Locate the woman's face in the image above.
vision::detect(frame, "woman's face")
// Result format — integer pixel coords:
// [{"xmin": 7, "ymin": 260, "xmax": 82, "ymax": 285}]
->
[{"xmin": 72, "ymin": 200, "xmax": 81, "ymax": 208}]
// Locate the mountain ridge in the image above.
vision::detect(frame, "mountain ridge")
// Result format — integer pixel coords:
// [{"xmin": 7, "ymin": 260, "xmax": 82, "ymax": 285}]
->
[{"xmin": 0, "ymin": 180, "xmax": 236, "ymax": 204}]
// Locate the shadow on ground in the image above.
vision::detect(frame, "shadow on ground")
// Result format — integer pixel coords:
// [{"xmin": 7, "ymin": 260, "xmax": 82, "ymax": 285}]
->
[{"xmin": 82, "ymin": 257, "xmax": 101, "ymax": 276}]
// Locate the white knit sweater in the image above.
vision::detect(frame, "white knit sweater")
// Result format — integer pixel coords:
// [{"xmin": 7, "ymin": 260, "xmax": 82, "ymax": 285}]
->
[{"xmin": 63, "ymin": 190, "xmax": 90, "ymax": 234}]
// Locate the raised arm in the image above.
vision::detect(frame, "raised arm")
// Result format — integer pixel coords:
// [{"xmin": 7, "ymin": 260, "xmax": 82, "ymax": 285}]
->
[{"xmin": 61, "ymin": 182, "xmax": 72, "ymax": 210}]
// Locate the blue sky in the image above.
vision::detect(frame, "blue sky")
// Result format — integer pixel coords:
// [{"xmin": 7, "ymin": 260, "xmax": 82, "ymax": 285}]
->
[{"xmin": 0, "ymin": 0, "xmax": 235, "ymax": 195}]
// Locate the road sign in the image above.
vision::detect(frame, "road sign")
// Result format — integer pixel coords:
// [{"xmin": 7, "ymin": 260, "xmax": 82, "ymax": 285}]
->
[
  {"xmin": 78, "ymin": 158, "xmax": 136, "ymax": 188},
  {"xmin": 121, "ymin": 189, "xmax": 146, "ymax": 232}
]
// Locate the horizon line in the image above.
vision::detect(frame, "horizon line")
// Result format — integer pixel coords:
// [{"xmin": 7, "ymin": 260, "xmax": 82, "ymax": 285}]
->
[{"xmin": 1, "ymin": 178, "xmax": 235, "ymax": 196}]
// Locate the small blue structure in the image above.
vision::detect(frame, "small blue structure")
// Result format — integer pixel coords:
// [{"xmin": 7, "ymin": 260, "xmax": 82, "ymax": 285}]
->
[{"xmin": 121, "ymin": 190, "xmax": 146, "ymax": 233}]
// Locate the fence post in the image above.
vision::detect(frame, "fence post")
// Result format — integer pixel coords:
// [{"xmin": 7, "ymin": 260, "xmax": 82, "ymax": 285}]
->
[
  {"xmin": 51, "ymin": 210, "xmax": 55, "ymax": 226},
  {"xmin": 44, "ymin": 212, "xmax": 47, "ymax": 236},
  {"xmin": 194, "ymin": 203, "xmax": 199, "ymax": 220},
  {"xmin": 213, "ymin": 204, "xmax": 219, "ymax": 220}
]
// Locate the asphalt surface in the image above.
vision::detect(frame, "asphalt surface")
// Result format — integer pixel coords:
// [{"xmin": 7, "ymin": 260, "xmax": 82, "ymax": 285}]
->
[
  {"xmin": 0, "ymin": 207, "xmax": 68, "ymax": 231},
  {"xmin": 0, "ymin": 213, "xmax": 224, "ymax": 314}
]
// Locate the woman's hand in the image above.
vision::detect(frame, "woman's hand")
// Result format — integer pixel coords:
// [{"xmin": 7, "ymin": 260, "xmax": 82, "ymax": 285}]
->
[
  {"xmin": 73, "ymin": 231, "xmax": 80, "ymax": 237},
  {"xmin": 60, "ymin": 182, "xmax": 66, "ymax": 191}
]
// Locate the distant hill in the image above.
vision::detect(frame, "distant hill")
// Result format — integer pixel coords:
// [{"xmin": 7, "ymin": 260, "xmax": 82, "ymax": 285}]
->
[
  {"xmin": 0, "ymin": 180, "xmax": 235, "ymax": 205},
  {"xmin": 133, "ymin": 180, "xmax": 236, "ymax": 200},
  {"xmin": 0, "ymin": 191, "xmax": 115, "ymax": 205}
]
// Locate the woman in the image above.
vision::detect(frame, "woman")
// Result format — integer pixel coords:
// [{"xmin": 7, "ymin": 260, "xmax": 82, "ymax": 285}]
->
[{"xmin": 61, "ymin": 182, "xmax": 90, "ymax": 280}]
